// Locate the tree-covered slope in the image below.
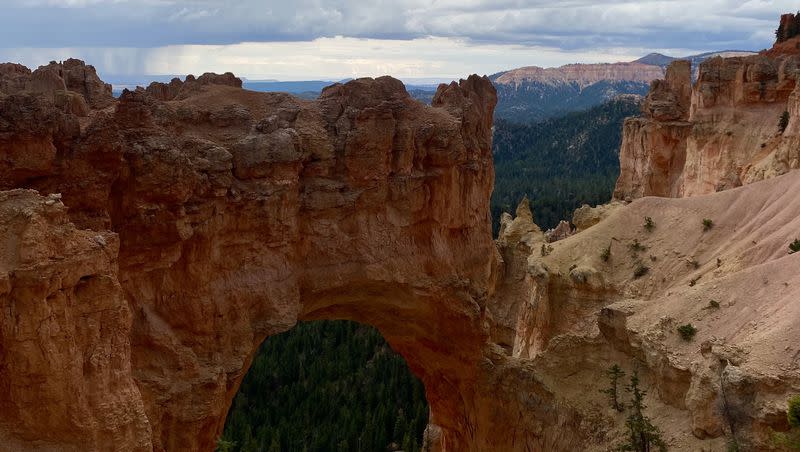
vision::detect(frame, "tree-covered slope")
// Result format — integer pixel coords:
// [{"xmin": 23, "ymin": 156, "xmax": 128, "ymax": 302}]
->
[
  {"xmin": 492, "ymin": 96, "xmax": 642, "ymax": 231},
  {"xmin": 219, "ymin": 321, "xmax": 429, "ymax": 452},
  {"xmin": 491, "ymin": 79, "xmax": 649, "ymax": 123}
]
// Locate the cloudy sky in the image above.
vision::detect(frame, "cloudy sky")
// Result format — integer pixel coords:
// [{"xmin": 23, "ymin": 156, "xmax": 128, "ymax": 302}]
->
[{"xmin": 0, "ymin": 0, "xmax": 794, "ymax": 81}]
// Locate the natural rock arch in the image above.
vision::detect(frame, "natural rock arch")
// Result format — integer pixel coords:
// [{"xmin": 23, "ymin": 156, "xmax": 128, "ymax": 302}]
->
[{"xmin": 1, "ymin": 62, "xmax": 582, "ymax": 452}]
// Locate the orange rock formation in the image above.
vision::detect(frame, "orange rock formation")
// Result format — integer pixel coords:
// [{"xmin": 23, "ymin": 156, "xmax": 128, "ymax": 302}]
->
[{"xmin": 615, "ymin": 27, "xmax": 800, "ymax": 200}]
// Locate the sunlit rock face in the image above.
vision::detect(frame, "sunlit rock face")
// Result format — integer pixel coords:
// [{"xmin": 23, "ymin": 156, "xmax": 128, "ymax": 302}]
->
[{"xmin": 615, "ymin": 32, "xmax": 800, "ymax": 200}]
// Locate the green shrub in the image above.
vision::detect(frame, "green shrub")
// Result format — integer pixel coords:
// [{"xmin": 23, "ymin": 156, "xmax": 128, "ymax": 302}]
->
[
  {"xmin": 703, "ymin": 219, "xmax": 714, "ymax": 231},
  {"xmin": 789, "ymin": 395, "xmax": 800, "ymax": 428},
  {"xmin": 629, "ymin": 239, "xmax": 646, "ymax": 254},
  {"xmin": 644, "ymin": 216, "xmax": 655, "ymax": 232},
  {"xmin": 790, "ymin": 239, "xmax": 800, "ymax": 254},
  {"xmin": 601, "ymin": 245, "xmax": 611, "ymax": 262},
  {"xmin": 633, "ymin": 264, "xmax": 649, "ymax": 279},
  {"xmin": 677, "ymin": 324, "xmax": 697, "ymax": 341}
]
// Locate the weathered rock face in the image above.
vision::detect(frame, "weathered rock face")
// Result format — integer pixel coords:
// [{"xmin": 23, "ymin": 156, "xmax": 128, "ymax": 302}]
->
[
  {"xmin": 1, "ymin": 61, "xmax": 592, "ymax": 452},
  {"xmin": 615, "ymin": 33, "xmax": 800, "ymax": 200}
]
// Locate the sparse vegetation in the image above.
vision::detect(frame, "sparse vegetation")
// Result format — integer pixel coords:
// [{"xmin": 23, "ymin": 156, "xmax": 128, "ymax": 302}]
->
[
  {"xmin": 617, "ymin": 369, "xmax": 668, "ymax": 452},
  {"xmin": 677, "ymin": 324, "xmax": 697, "ymax": 341},
  {"xmin": 708, "ymin": 300, "xmax": 720, "ymax": 309},
  {"xmin": 780, "ymin": 111, "xmax": 791, "ymax": 133},
  {"xmin": 689, "ymin": 259, "xmax": 700, "ymax": 269},
  {"xmin": 644, "ymin": 216, "xmax": 655, "ymax": 232},
  {"xmin": 789, "ymin": 395, "xmax": 800, "ymax": 428},
  {"xmin": 633, "ymin": 264, "xmax": 649, "ymax": 279},
  {"xmin": 689, "ymin": 277, "xmax": 700, "ymax": 287},
  {"xmin": 601, "ymin": 245, "xmax": 612, "ymax": 262},
  {"xmin": 703, "ymin": 219, "xmax": 714, "ymax": 231},
  {"xmin": 629, "ymin": 239, "xmax": 646, "ymax": 254},
  {"xmin": 771, "ymin": 395, "xmax": 800, "ymax": 450},
  {"xmin": 790, "ymin": 239, "xmax": 800, "ymax": 254},
  {"xmin": 600, "ymin": 364, "xmax": 626, "ymax": 412}
]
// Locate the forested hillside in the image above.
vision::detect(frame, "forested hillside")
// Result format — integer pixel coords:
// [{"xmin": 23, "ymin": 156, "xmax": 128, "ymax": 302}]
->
[
  {"xmin": 219, "ymin": 321, "xmax": 429, "ymax": 452},
  {"xmin": 491, "ymin": 79, "xmax": 648, "ymax": 122},
  {"xmin": 492, "ymin": 96, "xmax": 641, "ymax": 230}
]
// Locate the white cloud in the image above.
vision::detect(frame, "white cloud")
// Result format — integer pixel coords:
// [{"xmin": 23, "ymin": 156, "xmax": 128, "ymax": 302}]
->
[{"xmin": 0, "ymin": 36, "xmax": 680, "ymax": 81}]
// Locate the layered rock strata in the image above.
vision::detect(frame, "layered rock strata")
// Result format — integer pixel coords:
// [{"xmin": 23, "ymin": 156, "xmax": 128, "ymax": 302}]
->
[{"xmin": 615, "ymin": 38, "xmax": 800, "ymax": 199}]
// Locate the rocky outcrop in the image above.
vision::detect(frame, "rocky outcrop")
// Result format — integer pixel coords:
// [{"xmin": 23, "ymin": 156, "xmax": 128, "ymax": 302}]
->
[
  {"xmin": 0, "ymin": 59, "xmax": 113, "ymax": 117},
  {"xmin": 615, "ymin": 21, "xmax": 800, "ymax": 200}
]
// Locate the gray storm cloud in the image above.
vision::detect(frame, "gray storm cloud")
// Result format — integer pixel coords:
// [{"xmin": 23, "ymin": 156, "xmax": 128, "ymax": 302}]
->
[{"xmin": 1, "ymin": 0, "xmax": 793, "ymax": 51}]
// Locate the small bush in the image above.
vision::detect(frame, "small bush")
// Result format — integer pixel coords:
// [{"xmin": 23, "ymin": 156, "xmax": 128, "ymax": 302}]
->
[
  {"xmin": 629, "ymin": 239, "xmax": 646, "ymax": 254},
  {"xmin": 708, "ymin": 300, "xmax": 720, "ymax": 309},
  {"xmin": 644, "ymin": 216, "xmax": 655, "ymax": 232},
  {"xmin": 789, "ymin": 395, "xmax": 800, "ymax": 428},
  {"xmin": 689, "ymin": 259, "xmax": 700, "ymax": 269},
  {"xmin": 780, "ymin": 111, "xmax": 790, "ymax": 133},
  {"xmin": 677, "ymin": 324, "xmax": 697, "ymax": 341},
  {"xmin": 634, "ymin": 264, "xmax": 649, "ymax": 279},
  {"xmin": 689, "ymin": 276, "xmax": 700, "ymax": 287},
  {"xmin": 790, "ymin": 239, "xmax": 800, "ymax": 254},
  {"xmin": 601, "ymin": 246, "xmax": 611, "ymax": 262},
  {"xmin": 703, "ymin": 219, "xmax": 714, "ymax": 231}
]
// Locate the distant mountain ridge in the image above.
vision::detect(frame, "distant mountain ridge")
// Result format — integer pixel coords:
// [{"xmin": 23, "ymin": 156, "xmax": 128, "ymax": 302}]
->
[
  {"xmin": 633, "ymin": 50, "xmax": 758, "ymax": 68},
  {"xmin": 489, "ymin": 49, "xmax": 758, "ymax": 122},
  {"xmin": 491, "ymin": 62, "xmax": 664, "ymax": 88}
]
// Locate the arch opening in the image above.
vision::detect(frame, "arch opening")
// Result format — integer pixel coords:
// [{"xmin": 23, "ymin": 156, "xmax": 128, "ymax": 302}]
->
[{"xmin": 218, "ymin": 320, "xmax": 430, "ymax": 452}]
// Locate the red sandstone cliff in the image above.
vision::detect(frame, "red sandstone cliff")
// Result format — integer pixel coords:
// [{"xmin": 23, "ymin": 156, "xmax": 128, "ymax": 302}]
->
[{"xmin": 1, "ymin": 59, "xmax": 552, "ymax": 452}]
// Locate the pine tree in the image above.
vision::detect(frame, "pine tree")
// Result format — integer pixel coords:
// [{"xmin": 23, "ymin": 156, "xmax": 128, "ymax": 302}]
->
[
  {"xmin": 618, "ymin": 370, "xmax": 668, "ymax": 452},
  {"xmin": 600, "ymin": 364, "xmax": 626, "ymax": 412}
]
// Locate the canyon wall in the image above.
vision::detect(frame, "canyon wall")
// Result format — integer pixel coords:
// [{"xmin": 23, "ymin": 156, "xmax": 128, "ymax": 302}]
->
[{"xmin": 615, "ymin": 40, "xmax": 800, "ymax": 199}]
